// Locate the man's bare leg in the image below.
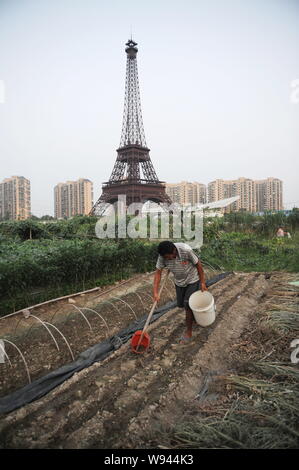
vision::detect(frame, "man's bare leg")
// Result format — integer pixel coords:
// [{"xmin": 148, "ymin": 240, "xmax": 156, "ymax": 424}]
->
[{"xmin": 184, "ymin": 306, "xmax": 195, "ymax": 339}]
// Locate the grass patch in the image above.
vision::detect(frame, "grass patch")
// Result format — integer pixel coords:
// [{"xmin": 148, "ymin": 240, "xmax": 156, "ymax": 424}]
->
[
  {"xmin": 154, "ymin": 364, "xmax": 299, "ymax": 449},
  {"xmin": 200, "ymin": 232, "xmax": 299, "ymax": 272},
  {"xmin": 266, "ymin": 311, "xmax": 299, "ymax": 332}
]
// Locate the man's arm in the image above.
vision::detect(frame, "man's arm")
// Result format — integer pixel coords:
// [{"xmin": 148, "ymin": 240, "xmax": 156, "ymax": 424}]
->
[
  {"xmin": 187, "ymin": 248, "xmax": 208, "ymax": 292},
  {"xmin": 196, "ymin": 261, "xmax": 208, "ymax": 291},
  {"xmin": 153, "ymin": 269, "xmax": 162, "ymax": 301}
]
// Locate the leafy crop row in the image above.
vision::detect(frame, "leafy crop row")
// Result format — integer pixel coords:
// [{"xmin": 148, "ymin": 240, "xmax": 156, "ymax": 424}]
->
[{"xmin": 0, "ymin": 239, "xmax": 158, "ymax": 315}]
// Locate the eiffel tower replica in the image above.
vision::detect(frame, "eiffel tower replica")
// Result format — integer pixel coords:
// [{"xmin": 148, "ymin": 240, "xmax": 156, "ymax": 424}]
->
[{"xmin": 90, "ymin": 39, "xmax": 172, "ymax": 216}]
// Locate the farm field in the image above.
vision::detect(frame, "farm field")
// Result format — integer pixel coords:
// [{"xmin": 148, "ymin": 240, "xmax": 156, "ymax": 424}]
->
[
  {"xmin": 0, "ymin": 270, "xmax": 298, "ymax": 448},
  {"xmin": 1, "ymin": 212, "xmax": 298, "ymax": 317},
  {"xmin": 0, "ymin": 213, "xmax": 298, "ymax": 448}
]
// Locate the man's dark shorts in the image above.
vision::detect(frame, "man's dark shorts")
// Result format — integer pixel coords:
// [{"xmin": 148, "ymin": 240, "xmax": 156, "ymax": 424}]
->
[{"xmin": 175, "ymin": 281, "xmax": 201, "ymax": 309}]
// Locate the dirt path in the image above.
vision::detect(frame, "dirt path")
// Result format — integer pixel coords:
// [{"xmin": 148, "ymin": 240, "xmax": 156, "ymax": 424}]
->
[{"xmin": 0, "ymin": 272, "xmax": 272, "ymax": 449}]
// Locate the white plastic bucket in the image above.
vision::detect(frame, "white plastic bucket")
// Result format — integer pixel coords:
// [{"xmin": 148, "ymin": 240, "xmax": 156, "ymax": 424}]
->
[{"xmin": 189, "ymin": 291, "xmax": 216, "ymax": 327}]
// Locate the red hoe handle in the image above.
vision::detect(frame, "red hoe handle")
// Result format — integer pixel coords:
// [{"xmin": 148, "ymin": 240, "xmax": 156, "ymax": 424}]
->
[{"xmin": 133, "ymin": 270, "xmax": 170, "ymax": 353}]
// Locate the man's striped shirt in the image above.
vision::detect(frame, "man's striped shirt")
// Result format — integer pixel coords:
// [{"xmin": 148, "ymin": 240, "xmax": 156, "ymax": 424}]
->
[{"xmin": 156, "ymin": 242, "xmax": 200, "ymax": 287}]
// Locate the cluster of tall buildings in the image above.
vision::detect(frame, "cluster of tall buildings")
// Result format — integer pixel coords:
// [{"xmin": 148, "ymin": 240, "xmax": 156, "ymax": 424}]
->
[
  {"xmin": 0, "ymin": 175, "xmax": 283, "ymax": 220},
  {"xmin": 54, "ymin": 179, "xmax": 93, "ymax": 219},
  {"xmin": 165, "ymin": 177, "xmax": 283, "ymax": 213},
  {"xmin": 165, "ymin": 182, "xmax": 206, "ymax": 206},
  {"xmin": 0, "ymin": 176, "xmax": 93, "ymax": 220}
]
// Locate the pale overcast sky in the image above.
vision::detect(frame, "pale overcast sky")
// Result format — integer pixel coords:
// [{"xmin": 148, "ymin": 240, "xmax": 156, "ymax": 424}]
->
[{"xmin": 0, "ymin": 0, "xmax": 298, "ymax": 216}]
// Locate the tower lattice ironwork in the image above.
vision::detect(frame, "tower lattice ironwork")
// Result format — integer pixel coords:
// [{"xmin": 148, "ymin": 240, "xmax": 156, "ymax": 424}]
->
[{"xmin": 90, "ymin": 39, "xmax": 171, "ymax": 215}]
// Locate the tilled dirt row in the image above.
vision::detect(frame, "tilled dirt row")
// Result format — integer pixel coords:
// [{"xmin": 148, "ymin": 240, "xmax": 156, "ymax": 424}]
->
[{"xmin": 0, "ymin": 272, "xmax": 270, "ymax": 449}]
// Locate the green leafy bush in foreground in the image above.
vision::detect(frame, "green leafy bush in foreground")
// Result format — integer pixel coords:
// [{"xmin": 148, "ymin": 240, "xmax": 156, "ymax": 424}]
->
[{"xmin": 0, "ymin": 239, "xmax": 158, "ymax": 315}]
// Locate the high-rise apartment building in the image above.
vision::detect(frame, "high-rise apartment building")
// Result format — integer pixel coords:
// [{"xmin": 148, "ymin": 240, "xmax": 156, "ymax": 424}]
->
[
  {"xmin": 54, "ymin": 179, "xmax": 93, "ymax": 219},
  {"xmin": 165, "ymin": 181, "xmax": 206, "ymax": 205},
  {"xmin": 255, "ymin": 178, "xmax": 283, "ymax": 212},
  {"xmin": 237, "ymin": 178, "xmax": 256, "ymax": 212},
  {"xmin": 0, "ymin": 176, "xmax": 31, "ymax": 220},
  {"xmin": 208, "ymin": 177, "xmax": 283, "ymax": 212},
  {"xmin": 208, "ymin": 179, "xmax": 240, "ymax": 211}
]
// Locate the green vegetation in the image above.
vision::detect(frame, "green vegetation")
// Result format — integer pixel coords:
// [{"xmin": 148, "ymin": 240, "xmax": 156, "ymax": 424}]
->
[
  {"xmin": 205, "ymin": 208, "xmax": 299, "ymax": 236},
  {"xmin": 201, "ymin": 208, "xmax": 299, "ymax": 272},
  {"xmin": 201, "ymin": 232, "xmax": 299, "ymax": 272},
  {"xmin": 0, "ymin": 238, "xmax": 157, "ymax": 316},
  {"xmin": 0, "ymin": 210, "xmax": 298, "ymax": 316}
]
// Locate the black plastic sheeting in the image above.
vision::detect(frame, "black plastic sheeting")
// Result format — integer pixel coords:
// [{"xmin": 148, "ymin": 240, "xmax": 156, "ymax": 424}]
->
[{"xmin": 0, "ymin": 272, "xmax": 232, "ymax": 414}]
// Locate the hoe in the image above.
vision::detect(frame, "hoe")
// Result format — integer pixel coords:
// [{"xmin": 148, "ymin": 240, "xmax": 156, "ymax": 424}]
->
[{"xmin": 131, "ymin": 270, "xmax": 170, "ymax": 354}]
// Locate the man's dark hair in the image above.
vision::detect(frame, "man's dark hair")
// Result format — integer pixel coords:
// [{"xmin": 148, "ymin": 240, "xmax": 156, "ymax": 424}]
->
[{"xmin": 158, "ymin": 241, "xmax": 176, "ymax": 256}]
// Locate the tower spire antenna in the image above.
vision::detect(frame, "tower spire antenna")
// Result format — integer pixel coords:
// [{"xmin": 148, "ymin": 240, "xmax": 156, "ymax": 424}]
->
[{"xmin": 120, "ymin": 37, "xmax": 146, "ymax": 147}]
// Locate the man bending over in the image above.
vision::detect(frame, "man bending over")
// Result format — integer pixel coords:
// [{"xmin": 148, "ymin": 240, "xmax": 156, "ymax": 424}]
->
[{"xmin": 153, "ymin": 241, "xmax": 208, "ymax": 343}]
